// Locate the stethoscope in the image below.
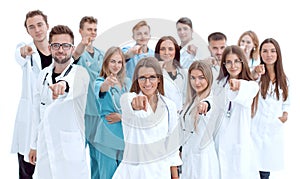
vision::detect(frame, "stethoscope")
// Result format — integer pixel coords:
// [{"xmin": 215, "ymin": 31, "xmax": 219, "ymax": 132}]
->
[
  {"xmin": 158, "ymin": 94, "xmax": 171, "ymax": 133},
  {"xmin": 179, "ymin": 97, "xmax": 196, "ymax": 134},
  {"xmin": 166, "ymin": 67, "xmax": 185, "ymax": 81},
  {"xmin": 40, "ymin": 65, "xmax": 73, "ymax": 106}
]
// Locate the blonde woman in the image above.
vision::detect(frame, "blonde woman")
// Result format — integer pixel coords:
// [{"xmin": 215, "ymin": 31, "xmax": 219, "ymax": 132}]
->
[{"xmin": 180, "ymin": 61, "xmax": 220, "ymax": 179}]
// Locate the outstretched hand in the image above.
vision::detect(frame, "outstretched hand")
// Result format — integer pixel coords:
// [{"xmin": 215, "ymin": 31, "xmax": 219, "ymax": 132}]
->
[
  {"xmin": 229, "ymin": 79, "xmax": 241, "ymax": 91},
  {"xmin": 20, "ymin": 45, "xmax": 34, "ymax": 58},
  {"xmin": 131, "ymin": 95, "xmax": 148, "ymax": 111},
  {"xmin": 49, "ymin": 81, "xmax": 67, "ymax": 99}
]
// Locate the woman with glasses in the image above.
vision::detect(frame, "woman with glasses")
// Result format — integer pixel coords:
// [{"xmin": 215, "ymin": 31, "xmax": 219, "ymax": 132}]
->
[
  {"xmin": 93, "ymin": 46, "xmax": 131, "ymax": 179},
  {"xmin": 180, "ymin": 61, "xmax": 220, "ymax": 179},
  {"xmin": 113, "ymin": 57, "xmax": 182, "ymax": 179},
  {"xmin": 213, "ymin": 45, "xmax": 260, "ymax": 179},
  {"xmin": 251, "ymin": 38, "xmax": 290, "ymax": 179}
]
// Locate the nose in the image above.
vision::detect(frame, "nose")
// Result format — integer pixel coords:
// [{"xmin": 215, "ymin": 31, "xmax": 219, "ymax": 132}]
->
[
  {"xmin": 195, "ymin": 79, "xmax": 201, "ymax": 85},
  {"xmin": 57, "ymin": 45, "xmax": 64, "ymax": 52},
  {"xmin": 144, "ymin": 78, "xmax": 151, "ymax": 85}
]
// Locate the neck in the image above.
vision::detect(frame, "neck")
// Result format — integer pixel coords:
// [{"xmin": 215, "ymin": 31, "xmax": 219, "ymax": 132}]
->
[
  {"xmin": 163, "ymin": 61, "xmax": 175, "ymax": 72},
  {"xmin": 34, "ymin": 39, "xmax": 50, "ymax": 55},
  {"xmin": 181, "ymin": 39, "xmax": 191, "ymax": 47},
  {"xmin": 266, "ymin": 64, "xmax": 274, "ymax": 73},
  {"xmin": 86, "ymin": 45, "xmax": 94, "ymax": 53},
  {"xmin": 267, "ymin": 65, "xmax": 276, "ymax": 82},
  {"xmin": 147, "ymin": 93, "xmax": 158, "ymax": 112},
  {"xmin": 147, "ymin": 93, "xmax": 158, "ymax": 104},
  {"xmin": 54, "ymin": 61, "xmax": 71, "ymax": 74}
]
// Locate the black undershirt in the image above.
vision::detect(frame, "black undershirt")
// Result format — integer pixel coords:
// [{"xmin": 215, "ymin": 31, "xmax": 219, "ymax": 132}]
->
[
  {"xmin": 37, "ymin": 48, "xmax": 52, "ymax": 69},
  {"xmin": 167, "ymin": 71, "xmax": 178, "ymax": 80}
]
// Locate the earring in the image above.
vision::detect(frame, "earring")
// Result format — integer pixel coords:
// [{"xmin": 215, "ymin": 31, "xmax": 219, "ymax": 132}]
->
[{"xmin": 253, "ymin": 47, "xmax": 256, "ymax": 51}]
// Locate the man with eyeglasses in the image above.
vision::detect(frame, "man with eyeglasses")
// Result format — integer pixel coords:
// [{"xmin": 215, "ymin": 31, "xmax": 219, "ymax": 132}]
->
[
  {"xmin": 28, "ymin": 25, "xmax": 90, "ymax": 179},
  {"xmin": 11, "ymin": 10, "xmax": 52, "ymax": 179}
]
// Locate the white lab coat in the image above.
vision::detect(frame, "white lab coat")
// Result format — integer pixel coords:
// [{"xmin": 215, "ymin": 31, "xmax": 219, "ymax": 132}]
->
[
  {"xmin": 11, "ymin": 42, "xmax": 45, "ymax": 162},
  {"xmin": 180, "ymin": 95, "xmax": 220, "ymax": 179},
  {"xmin": 213, "ymin": 78, "xmax": 260, "ymax": 179},
  {"xmin": 251, "ymin": 81, "xmax": 290, "ymax": 171},
  {"xmin": 113, "ymin": 92, "xmax": 182, "ymax": 179},
  {"xmin": 31, "ymin": 62, "xmax": 89, "ymax": 179},
  {"xmin": 163, "ymin": 68, "xmax": 188, "ymax": 111}
]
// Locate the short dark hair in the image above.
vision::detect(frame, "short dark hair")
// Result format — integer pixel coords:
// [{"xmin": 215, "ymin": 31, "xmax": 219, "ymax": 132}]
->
[
  {"xmin": 208, "ymin": 32, "xmax": 227, "ymax": 42},
  {"xmin": 79, "ymin": 16, "xmax": 98, "ymax": 29},
  {"xmin": 176, "ymin": 17, "xmax": 193, "ymax": 29},
  {"xmin": 24, "ymin": 10, "xmax": 48, "ymax": 28},
  {"xmin": 49, "ymin": 25, "xmax": 74, "ymax": 44}
]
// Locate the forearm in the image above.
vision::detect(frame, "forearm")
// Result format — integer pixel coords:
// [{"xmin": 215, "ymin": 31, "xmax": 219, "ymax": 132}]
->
[
  {"xmin": 170, "ymin": 166, "xmax": 179, "ymax": 178},
  {"xmin": 72, "ymin": 42, "xmax": 86, "ymax": 60}
]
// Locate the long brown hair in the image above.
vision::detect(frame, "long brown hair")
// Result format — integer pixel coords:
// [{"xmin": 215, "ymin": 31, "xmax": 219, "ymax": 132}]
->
[
  {"xmin": 154, "ymin": 36, "xmax": 181, "ymax": 68},
  {"xmin": 259, "ymin": 38, "xmax": 288, "ymax": 101},
  {"xmin": 217, "ymin": 45, "xmax": 258, "ymax": 117},
  {"xmin": 130, "ymin": 57, "xmax": 164, "ymax": 95}
]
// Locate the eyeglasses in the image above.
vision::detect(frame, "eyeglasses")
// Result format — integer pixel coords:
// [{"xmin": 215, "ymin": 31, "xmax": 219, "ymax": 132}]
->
[
  {"xmin": 223, "ymin": 59, "xmax": 243, "ymax": 68},
  {"xmin": 137, "ymin": 75, "xmax": 158, "ymax": 83},
  {"xmin": 50, "ymin": 43, "xmax": 73, "ymax": 50}
]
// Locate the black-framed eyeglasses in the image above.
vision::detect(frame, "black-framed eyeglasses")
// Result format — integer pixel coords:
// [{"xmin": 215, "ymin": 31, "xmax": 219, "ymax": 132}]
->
[
  {"xmin": 50, "ymin": 43, "xmax": 73, "ymax": 50},
  {"xmin": 223, "ymin": 59, "xmax": 243, "ymax": 68},
  {"xmin": 137, "ymin": 75, "xmax": 158, "ymax": 83}
]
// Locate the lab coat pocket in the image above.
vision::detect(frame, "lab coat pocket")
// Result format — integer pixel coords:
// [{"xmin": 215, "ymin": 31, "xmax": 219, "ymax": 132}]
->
[
  {"xmin": 267, "ymin": 117, "xmax": 284, "ymax": 136},
  {"xmin": 231, "ymin": 144, "xmax": 250, "ymax": 174},
  {"xmin": 60, "ymin": 131, "xmax": 85, "ymax": 161}
]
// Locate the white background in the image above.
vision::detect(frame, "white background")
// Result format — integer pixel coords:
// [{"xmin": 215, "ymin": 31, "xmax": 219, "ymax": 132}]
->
[{"xmin": 1, "ymin": 0, "xmax": 299, "ymax": 178}]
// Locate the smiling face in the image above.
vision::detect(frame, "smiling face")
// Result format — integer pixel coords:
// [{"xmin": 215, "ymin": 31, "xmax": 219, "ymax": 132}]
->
[
  {"xmin": 80, "ymin": 22, "xmax": 97, "ymax": 41},
  {"xmin": 176, "ymin": 22, "xmax": 193, "ymax": 45},
  {"xmin": 159, "ymin": 39, "xmax": 176, "ymax": 63},
  {"xmin": 239, "ymin": 34, "xmax": 255, "ymax": 54},
  {"xmin": 133, "ymin": 25, "xmax": 150, "ymax": 46},
  {"xmin": 190, "ymin": 69, "xmax": 208, "ymax": 94},
  {"xmin": 224, "ymin": 53, "xmax": 243, "ymax": 79},
  {"xmin": 50, "ymin": 34, "xmax": 74, "ymax": 65},
  {"xmin": 108, "ymin": 52, "xmax": 123, "ymax": 75},
  {"xmin": 137, "ymin": 67, "xmax": 160, "ymax": 98}
]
